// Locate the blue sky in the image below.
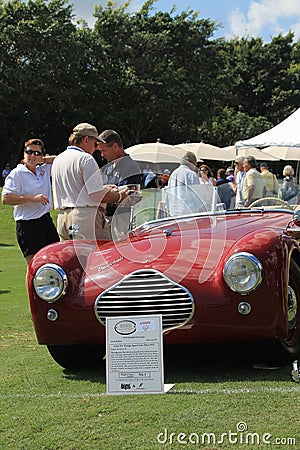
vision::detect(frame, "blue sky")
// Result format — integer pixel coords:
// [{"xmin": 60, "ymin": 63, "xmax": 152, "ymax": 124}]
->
[{"xmin": 71, "ymin": 0, "xmax": 300, "ymax": 41}]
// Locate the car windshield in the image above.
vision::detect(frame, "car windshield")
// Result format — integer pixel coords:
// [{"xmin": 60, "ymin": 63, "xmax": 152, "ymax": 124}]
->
[{"xmin": 132, "ymin": 185, "xmax": 226, "ymax": 228}]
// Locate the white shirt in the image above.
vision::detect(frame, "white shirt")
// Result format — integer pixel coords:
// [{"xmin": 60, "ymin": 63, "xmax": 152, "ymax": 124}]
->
[
  {"xmin": 165, "ymin": 162, "xmax": 202, "ymax": 216},
  {"xmin": 2, "ymin": 163, "xmax": 53, "ymax": 221},
  {"xmin": 235, "ymin": 170, "xmax": 246, "ymax": 206},
  {"xmin": 51, "ymin": 146, "xmax": 104, "ymax": 209}
]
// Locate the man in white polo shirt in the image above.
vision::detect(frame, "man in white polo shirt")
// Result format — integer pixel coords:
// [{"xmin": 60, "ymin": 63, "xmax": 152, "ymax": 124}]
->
[{"xmin": 52, "ymin": 123, "xmax": 128, "ymax": 241}]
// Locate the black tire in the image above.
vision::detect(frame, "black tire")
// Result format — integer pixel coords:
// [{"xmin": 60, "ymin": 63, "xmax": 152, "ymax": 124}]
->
[
  {"xmin": 256, "ymin": 259, "xmax": 300, "ymax": 365},
  {"xmin": 47, "ymin": 345, "xmax": 105, "ymax": 370}
]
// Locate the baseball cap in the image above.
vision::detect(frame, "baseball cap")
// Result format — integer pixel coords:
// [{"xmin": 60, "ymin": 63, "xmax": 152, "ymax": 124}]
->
[{"xmin": 72, "ymin": 123, "xmax": 105, "ymax": 142}]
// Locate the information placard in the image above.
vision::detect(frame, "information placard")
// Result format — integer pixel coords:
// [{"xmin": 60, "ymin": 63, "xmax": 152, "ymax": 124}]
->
[{"xmin": 106, "ymin": 315, "xmax": 164, "ymax": 395}]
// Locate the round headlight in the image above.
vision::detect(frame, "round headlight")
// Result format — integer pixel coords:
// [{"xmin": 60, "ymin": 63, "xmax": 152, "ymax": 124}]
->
[
  {"xmin": 223, "ymin": 252, "xmax": 263, "ymax": 294},
  {"xmin": 33, "ymin": 264, "xmax": 67, "ymax": 302}
]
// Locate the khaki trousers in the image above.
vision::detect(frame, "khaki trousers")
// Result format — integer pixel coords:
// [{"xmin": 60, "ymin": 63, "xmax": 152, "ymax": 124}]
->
[{"xmin": 57, "ymin": 207, "xmax": 111, "ymax": 241}]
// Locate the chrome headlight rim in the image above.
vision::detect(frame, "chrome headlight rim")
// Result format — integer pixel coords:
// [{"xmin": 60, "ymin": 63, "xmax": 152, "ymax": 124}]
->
[
  {"xmin": 33, "ymin": 263, "xmax": 68, "ymax": 302},
  {"xmin": 223, "ymin": 252, "xmax": 263, "ymax": 295}
]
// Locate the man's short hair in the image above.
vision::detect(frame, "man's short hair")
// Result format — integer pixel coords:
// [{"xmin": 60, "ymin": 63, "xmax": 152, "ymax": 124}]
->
[
  {"xmin": 182, "ymin": 151, "xmax": 197, "ymax": 165},
  {"xmin": 246, "ymin": 156, "xmax": 257, "ymax": 168},
  {"xmin": 99, "ymin": 129, "xmax": 123, "ymax": 148},
  {"xmin": 260, "ymin": 162, "xmax": 268, "ymax": 169}
]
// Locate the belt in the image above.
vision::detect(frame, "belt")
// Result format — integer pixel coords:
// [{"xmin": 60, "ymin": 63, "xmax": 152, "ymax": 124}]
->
[{"xmin": 60, "ymin": 206, "xmax": 97, "ymax": 210}]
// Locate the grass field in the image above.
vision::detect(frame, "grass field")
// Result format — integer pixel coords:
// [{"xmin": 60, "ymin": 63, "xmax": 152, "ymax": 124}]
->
[{"xmin": 1, "ymin": 189, "xmax": 300, "ymax": 449}]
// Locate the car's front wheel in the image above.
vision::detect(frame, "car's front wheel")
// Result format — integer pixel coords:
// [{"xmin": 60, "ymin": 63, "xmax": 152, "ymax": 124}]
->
[
  {"xmin": 47, "ymin": 345, "xmax": 105, "ymax": 370},
  {"xmin": 257, "ymin": 259, "xmax": 300, "ymax": 365}
]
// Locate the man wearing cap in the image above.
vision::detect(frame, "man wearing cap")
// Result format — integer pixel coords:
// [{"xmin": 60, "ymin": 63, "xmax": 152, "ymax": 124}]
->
[
  {"xmin": 97, "ymin": 129, "xmax": 142, "ymax": 240},
  {"xmin": 260, "ymin": 162, "xmax": 279, "ymax": 197},
  {"xmin": 242, "ymin": 156, "xmax": 266, "ymax": 207},
  {"xmin": 51, "ymin": 123, "xmax": 128, "ymax": 241},
  {"xmin": 234, "ymin": 156, "xmax": 245, "ymax": 208}
]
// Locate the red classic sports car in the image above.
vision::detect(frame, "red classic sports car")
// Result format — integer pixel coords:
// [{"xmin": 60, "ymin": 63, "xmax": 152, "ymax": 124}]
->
[{"xmin": 27, "ymin": 190, "xmax": 300, "ymax": 369}]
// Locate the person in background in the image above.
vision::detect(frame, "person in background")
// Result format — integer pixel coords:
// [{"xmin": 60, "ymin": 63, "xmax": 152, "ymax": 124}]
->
[
  {"xmin": 160, "ymin": 169, "xmax": 170, "ymax": 187},
  {"xmin": 225, "ymin": 167, "xmax": 235, "ymax": 182},
  {"xmin": 242, "ymin": 156, "xmax": 265, "ymax": 206},
  {"xmin": 280, "ymin": 165, "xmax": 299, "ymax": 205},
  {"xmin": 2, "ymin": 138, "xmax": 59, "ymax": 266},
  {"xmin": 51, "ymin": 123, "xmax": 129, "ymax": 241},
  {"xmin": 216, "ymin": 168, "xmax": 235, "ymax": 209},
  {"xmin": 234, "ymin": 156, "xmax": 245, "ymax": 208},
  {"xmin": 2, "ymin": 162, "xmax": 12, "ymax": 185},
  {"xmin": 98, "ymin": 129, "xmax": 142, "ymax": 240},
  {"xmin": 144, "ymin": 168, "xmax": 156, "ymax": 188},
  {"xmin": 216, "ymin": 168, "xmax": 227, "ymax": 186},
  {"xmin": 199, "ymin": 164, "xmax": 216, "ymax": 186},
  {"xmin": 165, "ymin": 151, "xmax": 202, "ymax": 216},
  {"xmin": 260, "ymin": 162, "xmax": 279, "ymax": 197},
  {"xmin": 142, "ymin": 165, "xmax": 151, "ymax": 186}
]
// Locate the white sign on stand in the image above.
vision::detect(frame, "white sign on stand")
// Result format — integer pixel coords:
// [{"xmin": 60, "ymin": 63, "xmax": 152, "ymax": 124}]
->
[{"xmin": 106, "ymin": 315, "xmax": 165, "ymax": 395}]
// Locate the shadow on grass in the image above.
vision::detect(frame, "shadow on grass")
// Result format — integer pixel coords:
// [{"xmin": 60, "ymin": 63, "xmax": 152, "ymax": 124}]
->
[
  {"xmin": 0, "ymin": 290, "xmax": 10, "ymax": 295},
  {"xmin": 61, "ymin": 343, "xmax": 290, "ymax": 384},
  {"xmin": 0, "ymin": 243, "xmax": 15, "ymax": 247},
  {"xmin": 163, "ymin": 344, "xmax": 290, "ymax": 384},
  {"xmin": 62, "ymin": 362, "xmax": 106, "ymax": 383}
]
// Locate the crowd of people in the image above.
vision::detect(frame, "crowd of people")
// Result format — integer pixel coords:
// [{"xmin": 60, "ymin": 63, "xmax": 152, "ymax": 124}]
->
[
  {"xmin": 2, "ymin": 129, "xmax": 300, "ymax": 264},
  {"xmin": 163, "ymin": 152, "xmax": 299, "ymax": 213}
]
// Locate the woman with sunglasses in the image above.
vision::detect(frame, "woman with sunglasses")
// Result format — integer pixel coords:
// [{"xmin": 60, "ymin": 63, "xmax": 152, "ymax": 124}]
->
[
  {"xmin": 199, "ymin": 164, "xmax": 216, "ymax": 186},
  {"xmin": 2, "ymin": 138, "xmax": 59, "ymax": 266}
]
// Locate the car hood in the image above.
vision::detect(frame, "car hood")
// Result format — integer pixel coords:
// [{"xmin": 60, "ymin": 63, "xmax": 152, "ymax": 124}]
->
[{"xmin": 85, "ymin": 210, "xmax": 291, "ymax": 291}]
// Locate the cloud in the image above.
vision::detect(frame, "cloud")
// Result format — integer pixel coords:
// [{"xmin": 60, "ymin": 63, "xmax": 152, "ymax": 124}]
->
[
  {"xmin": 229, "ymin": 0, "xmax": 300, "ymax": 40},
  {"xmin": 229, "ymin": 9, "xmax": 248, "ymax": 38}
]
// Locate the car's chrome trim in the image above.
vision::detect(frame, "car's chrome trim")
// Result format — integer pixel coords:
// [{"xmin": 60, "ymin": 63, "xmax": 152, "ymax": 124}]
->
[
  {"xmin": 94, "ymin": 269, "xmax": 194, "ymax": 332},
  {"xmin": 135, "ymin": 208, "xmax": 294, "ymax": 231}
]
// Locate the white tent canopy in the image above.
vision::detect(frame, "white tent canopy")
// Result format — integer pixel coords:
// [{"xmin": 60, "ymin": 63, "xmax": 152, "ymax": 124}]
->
[
  {"xmin": 174, "ymin": 143, "xmax": 233, "ymax": 161},
  {"xmin": 235, "ymin": 108, "xmax": 300, "ymax": 149},
  {"xmin": 223, "ymin": 146, "xmax": 279, "ymax": 161}
]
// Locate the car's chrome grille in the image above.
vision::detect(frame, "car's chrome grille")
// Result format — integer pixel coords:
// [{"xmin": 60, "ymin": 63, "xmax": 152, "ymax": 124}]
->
[{"xmin": 94, "ymin": 269, "xmax": 194, "ymax": 331}]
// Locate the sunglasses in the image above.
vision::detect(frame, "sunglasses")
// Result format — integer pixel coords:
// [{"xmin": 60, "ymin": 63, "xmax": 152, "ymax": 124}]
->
[{"xmin": 25, "ymin": 148, "xmax": 43, "ymax": 156}]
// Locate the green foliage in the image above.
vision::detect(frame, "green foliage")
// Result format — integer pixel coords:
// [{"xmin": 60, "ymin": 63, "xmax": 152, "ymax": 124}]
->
[
  {"xmin": 207, "ymin": 107, "xmax": 273, "ymax": 146},
  {"xmin": 92, "ymin": 2, "xmax": 220, "ymax": 144},
  {"xmin": 1, "ymin": 0, "xmax": 300, "ymax": 171},
  {"xmin": 0, "ymin": 0, "xmax": 100, "ymax": 162}
]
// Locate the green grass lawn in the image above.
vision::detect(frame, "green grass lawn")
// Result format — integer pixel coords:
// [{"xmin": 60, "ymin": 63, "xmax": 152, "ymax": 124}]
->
[{"xmin": 0, "ymin": 188, "xmax": 300, "ymax": 449}]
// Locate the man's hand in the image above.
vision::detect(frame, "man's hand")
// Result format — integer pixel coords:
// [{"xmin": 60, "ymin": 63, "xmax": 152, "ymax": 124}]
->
[{"xmin": 33, "ymin": 194, "xmax": 49, "ymax": 205}]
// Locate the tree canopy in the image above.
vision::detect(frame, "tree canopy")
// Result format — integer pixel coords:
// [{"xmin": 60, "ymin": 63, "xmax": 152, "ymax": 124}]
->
[{"xmin": 1, "ymin": 0, "xmax": 300, "ymax": 168}]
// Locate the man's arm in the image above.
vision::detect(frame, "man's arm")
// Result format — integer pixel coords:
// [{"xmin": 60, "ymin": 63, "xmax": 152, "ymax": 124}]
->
[
  {"xmin": 89, "ymin": 187, "xmax": 129, "ymax": 205},
  {"xmin": 244, "ymin": 184, "xmax": 255, "ymax": 206},
  {"xmin": 2, "ymin": 193, "xmax": 49, "ymax": 205}
]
